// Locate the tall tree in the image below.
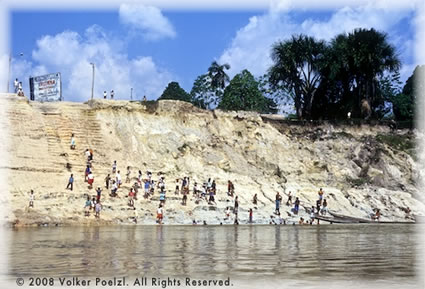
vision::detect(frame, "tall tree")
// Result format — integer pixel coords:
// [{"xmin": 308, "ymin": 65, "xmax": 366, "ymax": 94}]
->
[
  {"xmin": 189, "ymin": 74, "xmax": 214, "ymax": 109},
  {"xmin": 218, "ymin": 69, "xmax": 277, "ymax": 113},
  {"xmin": 391, "ymin": 65, "xmax": 423, "ymax": 121},
  {"xmin": 208, "ymin": 61, "xmax": 231, "ymax": 90},
  {"xmin": 158, "ymin": 81, "xmax": 191, "ymax": 102},
  {"xmin": 269, "ymin": 35, "xmax": 327, "ymax": 119},
  {"xmin": 337, "ymin": 28, "xmax": 400, "ymax": 118}
]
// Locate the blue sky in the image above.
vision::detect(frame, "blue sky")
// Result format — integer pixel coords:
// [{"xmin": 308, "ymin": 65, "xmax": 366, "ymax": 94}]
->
[{"xmin": 10, "ymin": 3, "xmax": 418, "ymax": 102}]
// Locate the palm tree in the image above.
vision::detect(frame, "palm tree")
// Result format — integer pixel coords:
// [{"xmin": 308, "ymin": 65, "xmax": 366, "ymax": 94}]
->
[
  {"xmin": 269, "ymin": 35, "xmax": 327, "ymax": 119},
  {"xmin": 331, "ymin": 28, "xmax": 401, "ymax": 118},
  {"xmin": 208, "ymin": 61, "xmax": 231, "ymax": 90}
]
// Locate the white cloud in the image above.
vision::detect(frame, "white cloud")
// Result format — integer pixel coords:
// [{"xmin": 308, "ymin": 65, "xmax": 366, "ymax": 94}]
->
[
  {"xmin": 12, "ymin": 25, "xmax": 174, "ymax": 101},
  {"xmin": 219, "ymin": 3, "xmax": 415, "ymax": 82},
  {"xmin": 119, "ymin": 3, "xmax": 176, "ymax": 41}
]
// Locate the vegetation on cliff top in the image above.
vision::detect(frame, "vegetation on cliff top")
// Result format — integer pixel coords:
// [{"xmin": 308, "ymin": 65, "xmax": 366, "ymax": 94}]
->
[{"xmin": 157, "ymin": 28, "xmax": 421, "ymax": 123}]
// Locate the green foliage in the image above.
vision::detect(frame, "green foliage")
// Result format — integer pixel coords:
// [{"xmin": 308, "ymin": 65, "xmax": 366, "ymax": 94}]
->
[
  {"xmin": 390, "ymin": 65, "xmax": 424, "ymax": 121},
  {"xmin": 190, "ymin": 74, "xmax": 215, "ymax": 109},
  {"xmin": 269, "ymin": 34, "xmax": 328, "ymax": 119},
  {"xmin": 376, "ymin": 133, "xmax": 415, "ymax": 154},
  {"xmin": 159, "ymin": 81, "xmax": 191, "ymax": 102},
  {"xmin": 346, "ymin": 176, "xmax": 370, "ymax": 187},
  {"xmin": 218, "ymin": 69, "xmax": 277, "ymax": 113},
  {"xmin": 208, "ymin": 61, "xmax": 231, "ymax": 90}
]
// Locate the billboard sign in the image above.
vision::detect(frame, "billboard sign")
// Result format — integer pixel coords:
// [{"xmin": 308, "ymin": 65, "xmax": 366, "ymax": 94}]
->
[{"xmin": 29, "ymin": 72, "xmax": 62, "ymax": 102}]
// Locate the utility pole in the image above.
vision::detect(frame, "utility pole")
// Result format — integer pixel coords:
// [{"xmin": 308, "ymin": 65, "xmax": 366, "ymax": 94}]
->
[
  {"xmin": 7, "ymin": 52, "xmax": 23, "ymax": 93},
  {"xmin": 90, "ymin": 62, "xmax": 95, "ymax": 100},
  {"xmin": 131, "ymin": 87, "xmax": 133, "ymax": 101}
]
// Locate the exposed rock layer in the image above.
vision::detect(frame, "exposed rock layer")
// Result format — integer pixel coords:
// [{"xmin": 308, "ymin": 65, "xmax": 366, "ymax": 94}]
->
[{"xmin": 1, "ymin": 94, "xmax": 424, "ymax": 226}]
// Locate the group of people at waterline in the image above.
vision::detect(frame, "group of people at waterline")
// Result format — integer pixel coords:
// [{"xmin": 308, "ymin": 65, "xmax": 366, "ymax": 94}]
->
[{"xmin": 29, "ymin": 134, "xmax": 332, "ymax": 225}]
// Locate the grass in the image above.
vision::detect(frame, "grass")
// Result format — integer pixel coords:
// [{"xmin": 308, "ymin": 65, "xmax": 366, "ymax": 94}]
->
[
  {"xmin": 333, "ymin": 131, "xmax": 355, "ymax": 139},
  {"xmin": 346, "ymin": 176, "xmax": 370, "ymax": 187},
  {"xmin": 375, "ymin": 133, "xmax": 416, "ymax": 158}
]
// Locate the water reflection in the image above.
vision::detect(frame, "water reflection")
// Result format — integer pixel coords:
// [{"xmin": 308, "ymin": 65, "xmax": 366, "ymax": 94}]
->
[{"xmin": 8, "ymin": 224, "xmax": 418, "ymax": 281}]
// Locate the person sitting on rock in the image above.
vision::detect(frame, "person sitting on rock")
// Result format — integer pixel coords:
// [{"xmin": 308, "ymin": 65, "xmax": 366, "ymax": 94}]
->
[{"xmin": 253, "ymin": 193, "xmax": 257, "ymax": 205}]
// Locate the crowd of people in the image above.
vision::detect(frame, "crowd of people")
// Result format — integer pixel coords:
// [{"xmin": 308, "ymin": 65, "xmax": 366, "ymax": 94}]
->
[{"xmin": 26, "ymin": 132, "xmax": 412, "ymax": 225}]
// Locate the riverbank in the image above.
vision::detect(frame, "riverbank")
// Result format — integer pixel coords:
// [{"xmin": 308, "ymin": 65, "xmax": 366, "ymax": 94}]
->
[{"xmin": 1, "ymin": 93, "xmax": 424, "ymax": 226}]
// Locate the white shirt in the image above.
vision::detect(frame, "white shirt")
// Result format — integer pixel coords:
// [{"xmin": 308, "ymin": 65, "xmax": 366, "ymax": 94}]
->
[
  {"xmin": 157, "ymin": 208, "xmax": 163, "ymax": 214},
  {"xmin": 116, "ymin": 173, "xmax": 121, "ymax": 181},
  {"xmin": 88, "ymin": 173, "xmax": 94, "ymax": 180}
]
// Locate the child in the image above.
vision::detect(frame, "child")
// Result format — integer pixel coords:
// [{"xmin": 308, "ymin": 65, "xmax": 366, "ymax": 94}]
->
[
  {"xmin": 249, "ymin": 208, "xmax": 253, "ymax": 223},
  {"xmin": 84, "ymin": 165, "xmax": 90, "ymax": 182},
  {"xmin": 84, "ymin": 197, "xmax": 91, "ymax": 217},
  {"xmin": 66, "ymin": 174, "xmax": 74, "ymax": 191},
  {"xmin": 110, "ymin": 180, "xmax": 118, "ymax": 197},
  {"xmin": 116, "ymin": 170, "xmax": 122, "ymax": 188},
  {"xmin": 128, "ymin": 188, "xmax": 135, "ymax": 207},
  {"xmin": 132, "ymin": 207, "xmax": 138, "ymax": 224},
  {"xmin": 87, "ymin": 172, "xmax": 94, "ymax": 189},
  {"xmin": 70, "ymin": 134, "xmax": 76, "ymax": 150},
  {"xmin": 159, "ymin": 191, "xmax": 166, "ymax": 205},
  {"xmin": 96, "ymin": 187, "xmax": 102, "ymax": 202},
  {"xmin": 175, "ymin": 178, "xmax": 180, "ymax": 195},
  {"xmin": 157, "ymin": 204, "xmax": 163, "ymax": 224},
  {"xmin": 105, "ymin": 174, "xmax": 111, "ymax": 189},
  {"xmin": 112, "ymin": 161, "xmax": 117, "ymax": 174},
  {"xmin": 29, "ymin": 190, "xmax": 34, "ymax": 208},
  {"xmin": 95, "ymin": 201, "xmax": 102, "ymax": 218},
  {"xmin": 126, "ymin": 166, "xmax": 131, "ymax": 183},
  {"xmin": 253, "ymin": 194, "xmax": 257, "ymax": 205}
]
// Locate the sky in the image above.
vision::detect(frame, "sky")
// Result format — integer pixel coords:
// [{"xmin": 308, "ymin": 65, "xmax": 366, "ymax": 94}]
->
[{"xmin": 8, "ymin": 2, "xmax": 420, "ymax": 102}]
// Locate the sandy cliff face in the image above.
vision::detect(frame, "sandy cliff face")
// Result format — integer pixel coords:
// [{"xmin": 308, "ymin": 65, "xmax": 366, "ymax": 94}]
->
[{"xmin": 1, "ymin": 94, "xmax": 424, "ymax": 226}]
